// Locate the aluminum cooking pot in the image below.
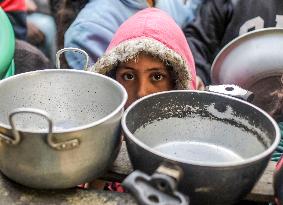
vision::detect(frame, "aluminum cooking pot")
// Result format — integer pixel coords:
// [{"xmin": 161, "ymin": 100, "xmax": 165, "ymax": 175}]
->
[
  {"xmin": 0, "ymin": 69, "xmax": 127, "ymax": 189},
  {"xmin": 121, "ymin": 89, "xmax": 280, "ymax": 205},
  {"xmin": 211, "ymin": 28, "xmax": 283, "ymax": 88}
]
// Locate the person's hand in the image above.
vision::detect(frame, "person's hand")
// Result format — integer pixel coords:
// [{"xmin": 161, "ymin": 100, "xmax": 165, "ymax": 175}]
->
[
  {"xmin": 196, "ymin": 76, "xmax": 205, "ymax": 90},
  {"xmin": 25, "ymin": 0, "xmax": 37, "ymax": 12},
  {"xmin": 27, "ymin": 22, "xmax": 45, "ymax": 46}
]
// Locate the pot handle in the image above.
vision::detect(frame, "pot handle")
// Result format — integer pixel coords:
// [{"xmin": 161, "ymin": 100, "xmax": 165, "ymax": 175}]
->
[
  {"xmin": 206, "ymin": 84, "xmax": 254, "ymax": 102},
  {"xmin": 0, "ymin": 108, "xmax": 80, "ymax": 150},
  {"xmin": 122, "ymin": 163, "xmax": 189, "ymax": 205},
  {"xmin": 56, "ymin": 48, "xmax": 89, "ymax": 70}
]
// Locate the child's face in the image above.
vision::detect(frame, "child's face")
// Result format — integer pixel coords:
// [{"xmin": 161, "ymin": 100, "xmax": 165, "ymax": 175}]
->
[{"xmin": 116, "ymin": 54, "xmax": 174, "ymax": 108}]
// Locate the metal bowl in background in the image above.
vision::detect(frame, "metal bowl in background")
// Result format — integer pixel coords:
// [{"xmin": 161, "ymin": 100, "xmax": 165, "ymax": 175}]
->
[
  {"xmin": 122, "ymin": 90, "xmax": 280, "ymax": 205},
  {"xmin": 0, "ymin": 69, "xmax": 127, "ymax": 189},
  {"xmin": 211, "ymin": 28, "xmax": 283, "ymax": 88}
]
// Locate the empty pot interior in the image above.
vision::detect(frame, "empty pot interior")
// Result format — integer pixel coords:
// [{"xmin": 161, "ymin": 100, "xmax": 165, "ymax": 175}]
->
[
  {"xmin": 125, "ymin": 92, "xmax": 276, "ymax": 163},
  {"xmin": 0, "ymin": 70, "xmax": 125, "ymax": 131}
]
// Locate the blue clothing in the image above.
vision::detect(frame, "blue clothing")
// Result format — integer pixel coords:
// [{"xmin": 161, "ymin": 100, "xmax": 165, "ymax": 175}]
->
[
  {"xmin": 155, "ymin": 0, "xmax": 203, "ymax": 29},
  {"xmin": 27, "ymin": 13, "xmax": 57, "ymax": 65},
  {"xmin": 64, "ymin": 0, "xmax": 203, "ymax": 69}
]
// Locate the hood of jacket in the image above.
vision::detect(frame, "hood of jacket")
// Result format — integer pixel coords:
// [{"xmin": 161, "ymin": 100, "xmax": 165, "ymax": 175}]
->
[{"xmin": 90, "ymin": 8, "xmax": 196, "ymax": 89}]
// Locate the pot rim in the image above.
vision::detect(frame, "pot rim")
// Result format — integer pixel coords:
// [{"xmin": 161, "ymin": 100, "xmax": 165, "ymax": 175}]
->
[
  {"xmin": 122, "ymin": 90, "xmax": 281, "ymax": 168},
  {"xmin": 0, "ymin": 69, "xmax": 128, "ymax": 133},
  {"xmin": 211, "ymin": 27, "xmax": 283, "ymax": 85}
]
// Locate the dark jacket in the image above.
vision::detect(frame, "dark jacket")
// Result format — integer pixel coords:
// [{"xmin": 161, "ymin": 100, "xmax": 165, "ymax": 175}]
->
[
  {"xmin": 14, "ymin": 40, "xmax": 51, "ymax": 74},
  {"xmin": 184, "ymin": 0, "xmax": 283, "ymax": 85}
]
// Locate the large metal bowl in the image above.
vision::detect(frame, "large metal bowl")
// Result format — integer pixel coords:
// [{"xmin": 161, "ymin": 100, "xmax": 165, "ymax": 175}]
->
[
  {"xmin": 211, "ymin": 28, "xmax": 283, "ymax": 87},
  {"xmin": 0, "ymin": 69, "xmax": 127, "ymax": 189},
  {"xmin": 122, "ymin": 90, "xmax": 280, "ymax": 205}
]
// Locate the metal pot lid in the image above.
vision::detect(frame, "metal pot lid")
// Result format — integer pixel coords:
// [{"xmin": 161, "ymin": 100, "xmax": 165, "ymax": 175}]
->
[{"xmin": 211, "ymin": 28, "xmax": 283, "ymax": 87}]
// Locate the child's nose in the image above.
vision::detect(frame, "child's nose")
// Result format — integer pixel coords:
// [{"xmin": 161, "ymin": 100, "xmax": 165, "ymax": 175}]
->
[{"xmin": 137, "ymin": 78, "xmax": 151, "ymax": 99}]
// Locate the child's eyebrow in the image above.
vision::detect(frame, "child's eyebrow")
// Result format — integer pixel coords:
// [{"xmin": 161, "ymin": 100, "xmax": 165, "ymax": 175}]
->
[
  {"xmin": 117, "ymin": 66, "xmax": 167, "ymax": 72},
  {"xmin": 146, "ymin": 67, "xmax": 167, "ymax": 72},
  {"xmin": 117, "ymin": 66, "xmax": 135, "ymax": 70}
]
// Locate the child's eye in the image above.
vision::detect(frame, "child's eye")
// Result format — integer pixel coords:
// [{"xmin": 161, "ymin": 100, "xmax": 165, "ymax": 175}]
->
[
  {"xmin": 123, "ymin": 73, "xmax": 135, "ymax": 81},
  {"xmin": 152, "ymin": 73, "xmax": 164, "ymax": 81}
]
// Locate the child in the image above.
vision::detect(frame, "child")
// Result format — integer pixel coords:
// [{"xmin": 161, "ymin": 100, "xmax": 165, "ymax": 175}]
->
[
  {"xmin": 89, "ymin": 8, "xmax": 197, "ymax": 108},
  {"xmin": 82, "ymin": 7, "xmax": 197, "ymax": 190}
]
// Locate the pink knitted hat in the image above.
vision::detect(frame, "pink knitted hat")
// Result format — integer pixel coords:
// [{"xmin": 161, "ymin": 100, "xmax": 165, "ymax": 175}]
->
[{"xmin": 91, "ymin": 8, "xmax": 196, "ymax": 89}]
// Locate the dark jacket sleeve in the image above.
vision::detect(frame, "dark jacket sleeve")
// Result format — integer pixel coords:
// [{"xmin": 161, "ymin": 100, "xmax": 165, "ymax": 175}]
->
[
  {"xmin": 6, "ymin": 12, "xmax": 27, "ymax": 40},
  {"xmin": 14, "ymin": 40, "xmax": 51, "ymax": 74},
  {"xmin": 183, "ymin": 0, "xmax": 233, "ymax": 85}
]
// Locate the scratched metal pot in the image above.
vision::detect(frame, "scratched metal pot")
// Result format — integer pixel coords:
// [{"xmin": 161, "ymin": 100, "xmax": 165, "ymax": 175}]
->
[
  {"xmin": 0, "ymin": 69, "xmax": 127, "ymax": 189},
  {"xmin": 122, "ymin": 90, "xmax": 280, "ymax": 205}
]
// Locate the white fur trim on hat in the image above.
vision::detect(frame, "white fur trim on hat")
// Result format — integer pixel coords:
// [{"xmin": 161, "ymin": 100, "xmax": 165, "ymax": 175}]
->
[{"xmin": 88, "ymin": 38, "xmax": 192, "ymax": 89}]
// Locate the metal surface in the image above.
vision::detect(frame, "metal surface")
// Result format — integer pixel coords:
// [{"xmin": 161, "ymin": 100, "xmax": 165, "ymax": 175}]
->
[
  {"xmin": 122, "ymin": 90, "xmax": 280, "ymax": 205},
  {"xmin": 206, "ymin": 84, "xmax": 254, "ymax": 102},
  {"xmin": 211, "ymin": 28, "xmax": 283, "ymax": 87},
  {"xmin": 56, "ymin": 48, "xmax": 89, "ymax": 70},
  {"xmin": 0, "ymin": 69, "xmax": 127, "ymax": 189},
  {"xmin": 122, "ymin": 166, "xmax": 189, "ymax": 205},
  {"xmin": 0, "ymin": 108, "xmax": 80, "ymax": 150}
]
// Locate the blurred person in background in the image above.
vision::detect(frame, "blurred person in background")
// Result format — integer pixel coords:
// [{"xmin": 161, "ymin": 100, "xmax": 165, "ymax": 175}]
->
[
  {"xmin": 26, "ymin": 0, "xmax": 57, "ymax": 65},
  {"xmin": 49, "ymin": 0, "xmax": 88, "ymax": 68},
  {"xmin": 64, "ymin": 0, "xmax": 203, "ymax": 70},
  {"xmin": 0, "ymin": 0, "xmax": 27, "ymax": 40},
  {"xmin": 184, "ymin": 0, "xmax": 283, "ymax": 87},
  {"xmin": 0, "ymin": 3, "xmax": 51, "ymax": 75}
]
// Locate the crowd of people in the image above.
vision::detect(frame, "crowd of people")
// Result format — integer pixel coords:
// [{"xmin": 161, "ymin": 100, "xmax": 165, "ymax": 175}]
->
[{"xmin": 1, "ymin": 0, "xmax": 283, "ymax": 204}]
